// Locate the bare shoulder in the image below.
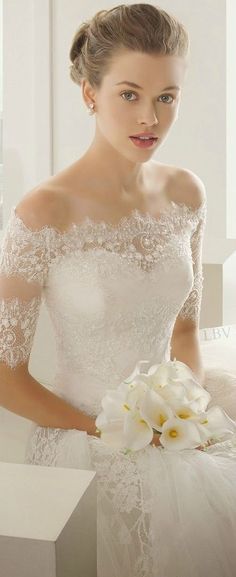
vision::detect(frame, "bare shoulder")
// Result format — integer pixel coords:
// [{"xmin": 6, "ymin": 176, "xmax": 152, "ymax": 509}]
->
[
  {"xmin": 15, "ymin": 182, "xmax": 72, "ymax": 232},
  {"xmin": 168, "ymin": 166, "xmax": 207, "ymax": 209}
]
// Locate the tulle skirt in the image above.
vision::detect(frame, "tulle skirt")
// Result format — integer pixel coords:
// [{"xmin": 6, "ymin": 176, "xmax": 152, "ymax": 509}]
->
[{"xmin": 25, "ymin": 366, "xmax": 236, "ymax": 577}]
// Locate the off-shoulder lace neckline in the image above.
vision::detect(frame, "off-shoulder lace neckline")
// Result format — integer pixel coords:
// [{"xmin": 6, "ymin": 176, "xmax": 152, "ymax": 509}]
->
[{"xmin": 11, "ymin": 199, "xmax": 206, "ymax": 236}]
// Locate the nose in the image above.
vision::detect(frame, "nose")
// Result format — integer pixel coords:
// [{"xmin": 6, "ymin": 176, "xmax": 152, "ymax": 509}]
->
[{"xmin": 138, "ymin": 108, "xmax": 159, "ymax": 126}]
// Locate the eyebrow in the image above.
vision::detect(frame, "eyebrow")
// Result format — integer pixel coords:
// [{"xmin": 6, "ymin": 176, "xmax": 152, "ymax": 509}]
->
[{"xmin": 115, "ymin": 81, "xmax": 180, "ymax": 91}]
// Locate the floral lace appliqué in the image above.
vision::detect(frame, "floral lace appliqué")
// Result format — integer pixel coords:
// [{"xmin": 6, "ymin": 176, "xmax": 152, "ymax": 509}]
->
[{"xmin": 0, "ymin": 296, "xmax": 41, "ymax": 368}]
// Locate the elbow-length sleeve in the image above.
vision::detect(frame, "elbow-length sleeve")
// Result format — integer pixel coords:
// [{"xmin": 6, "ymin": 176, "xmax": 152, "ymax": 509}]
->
[
  {"xmin": 0, "ymin": 207, "xmax": 52, "ymax": 370},
  {"xmin": 177, "ymin": 199, "xmax": 207, "ymax": 327}
]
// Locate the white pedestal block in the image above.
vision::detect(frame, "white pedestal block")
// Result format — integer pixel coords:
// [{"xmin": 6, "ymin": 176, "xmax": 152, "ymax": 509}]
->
[
  {"xmin": 0, "ymin": 461, "xmax": 97, "ymax": 577},
  {"xmin": 201, "ymin": 242, "xmax": 236, "ymax": 328}
]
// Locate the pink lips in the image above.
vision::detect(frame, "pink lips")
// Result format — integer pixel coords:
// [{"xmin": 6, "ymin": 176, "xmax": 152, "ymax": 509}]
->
[
  {"xmin": 130, "ymin": 132, "xmax": 159, "ymax": 138},
  {"xmin": 129, "ymin": 136, "xmax": 158, "ymax": 148}
]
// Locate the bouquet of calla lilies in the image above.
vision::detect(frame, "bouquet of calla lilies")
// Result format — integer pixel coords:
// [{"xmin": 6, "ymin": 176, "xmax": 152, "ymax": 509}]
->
[{"xmin": 95, "ymin": 359, "xmax": 236, "ymax": 453}]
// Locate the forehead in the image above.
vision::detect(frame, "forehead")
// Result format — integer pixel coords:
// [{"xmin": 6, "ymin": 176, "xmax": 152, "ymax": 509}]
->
[{"xmin": 104, "ymin": 50, "xmax": 187, "ymax": 88}]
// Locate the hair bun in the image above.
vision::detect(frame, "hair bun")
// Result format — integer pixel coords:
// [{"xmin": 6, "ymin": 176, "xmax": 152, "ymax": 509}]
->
[
  {"xmin": 68, "ymin": 5, "xmax": 189, "ymax": 89},
  {"xmin": 69, "ymin": 22, "xmax": 90, "ymax": 65}
]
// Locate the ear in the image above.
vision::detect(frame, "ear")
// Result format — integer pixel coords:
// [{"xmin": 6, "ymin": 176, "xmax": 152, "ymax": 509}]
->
[{"xmin": 81, "ymin": 78, "xmax": 97, "ymax": 106}]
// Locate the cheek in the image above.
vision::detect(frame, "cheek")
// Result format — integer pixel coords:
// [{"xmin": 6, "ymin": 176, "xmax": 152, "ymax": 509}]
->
[
  {"xmin": 104, "ymin": 101, "xmax": 131, "ymax": 131},
  {"xmin": 97, "ymin": 104, "xmax": 117, "ymax": 131},
  {"xmin": 98, "ymin": 108, "xmax": 125, "ymax": 142},
  {"xmin": 106, "ymin": 100, "xmax": 122, "ymax": 118},
  {"xmin": 159, "ymin": 105, "xmax": 179, "ymax": 122},
  {"xmin": 111, "ymin": 99, "xmax": 131, "ymax": 117}
]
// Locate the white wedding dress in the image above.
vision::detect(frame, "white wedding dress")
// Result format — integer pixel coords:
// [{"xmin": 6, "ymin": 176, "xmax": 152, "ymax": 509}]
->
[{"xmin": 1, "ymin": 199, "xmax": 236, "ymax": 577}]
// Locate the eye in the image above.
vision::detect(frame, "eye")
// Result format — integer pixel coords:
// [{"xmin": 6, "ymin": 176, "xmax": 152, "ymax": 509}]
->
[
  {"xmin": 121, "ymin": 91, "xmax": 137, "ymax": 101},
  {"xmin": 159, "ymin": 94, "xmax": 174, "ymax": 104},
  {"xmin": 120, "ymin": 91, "xmax": 175, "ymax": 104}
]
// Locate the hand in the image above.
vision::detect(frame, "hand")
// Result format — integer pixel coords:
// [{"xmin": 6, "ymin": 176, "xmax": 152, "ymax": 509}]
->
[
  {"xmin": 150, "ymin": 432, "xmax": 162, "ymax": 448},
  {"xmin": 196, "ymin": 439, "xmax": 215, "ymax": 451}
]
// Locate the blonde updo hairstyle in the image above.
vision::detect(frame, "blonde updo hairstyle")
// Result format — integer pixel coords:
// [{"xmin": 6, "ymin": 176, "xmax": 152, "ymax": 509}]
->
[{"xmin": 69, "ymin": 3, "xmax": 190, "ymax": 89}]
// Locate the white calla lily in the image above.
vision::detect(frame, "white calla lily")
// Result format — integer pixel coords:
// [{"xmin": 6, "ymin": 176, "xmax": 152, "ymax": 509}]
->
[
  {"xmin": 180, "ymin": 379, "xmax": 211, "ymax": 412},
  {"xmin": 181, "ymin": 409, "xmax": 212, "ymax": 443},
  {"xmin": 125, "ymin": 379, "xmax": 149, "ymax": 409},
  {"xmin": 98, "ymin": 419, "xmax": 127, "ymax": 449},
  {"xmin": 96, "ymin": 380, "xmax": 149, "ymax": 434},
  {"xmin": 145, "ymin": 363, "xmax": 171, "ymax": 388},
  {"xmin": 123, "ymin": 409, "xmax": 153, "ymax": 450},
  {"xmin": 145, "ymin": 358, "xmax": 191, "ymax": 384},
  {"xmin": 101, "ymin": 392, "xmax": 127, "ymax": 420},
  {"xmin": 160, "ymin": 417, "xmax": 202, "ymax": 451},
  {"xmin": 139, "ymin": 388, "xmax": 173, "ymax": 432},
  {"xmin": 195, "ymin": 405, "xmax": 236, "ymax": 440},
  {"xmin": 155, "ymin": 382, "xmax": 188, "ymax": 404},
  {"xmin": 173, "ymin": 403, "xmax": 200, "ymax": 421},
  {"xmin": 170, "ymin": 359, "xmax": 199, "ymax": 381},
  {"xmin": 123, "ymin": 360, "xmax": 151, "ymax": 384},
  {"xmin": 117, "ymin": 381, "xmax": 136, "ymax": 395},
  {"xmin": 146, "ymin": 360, "xmax": 200, "ymax": 394}
]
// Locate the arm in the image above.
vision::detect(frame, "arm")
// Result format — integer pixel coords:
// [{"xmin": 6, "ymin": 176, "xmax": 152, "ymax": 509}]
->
[
  {"xmin": 0, "ymin": 197, "xmax": 98, "ymax": 435},
  {"xmin": 170, "ymin": 173, "xmax": 207, "ymax": 386},
  {"xmin": 0, "ymin": 363, "xmax": 98, "ymax": 433},
  {"xmin": 170, "ymin": 329, "xmax": 204, "ymax": 385}
]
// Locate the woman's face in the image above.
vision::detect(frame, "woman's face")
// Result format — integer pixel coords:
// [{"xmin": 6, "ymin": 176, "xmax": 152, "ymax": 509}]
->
[{"xmin": 83, "ymin": 50, "xmax": 187, "ymax": 162}]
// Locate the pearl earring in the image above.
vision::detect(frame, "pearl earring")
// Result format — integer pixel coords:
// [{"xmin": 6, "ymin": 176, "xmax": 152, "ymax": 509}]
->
[{"xmin": 88, "ymin": 103, "xmax": 95, "ymax": 115}]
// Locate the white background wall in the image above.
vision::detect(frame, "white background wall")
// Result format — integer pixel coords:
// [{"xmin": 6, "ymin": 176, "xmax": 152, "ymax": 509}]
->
[
  {"xmin": 2, "ymin": 0, "xmax": 52, "ymax": 223},
  {"xmin": 0, "ymin": 0, "xmax": 3, "ymax": 228},
  {"xmin": 226, "ymin": 0, "xmax": 236, "ymax": 238}
]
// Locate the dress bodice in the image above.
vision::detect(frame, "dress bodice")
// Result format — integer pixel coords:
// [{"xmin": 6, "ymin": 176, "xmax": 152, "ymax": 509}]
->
[{"xmin": 0, "ymin": 200, "xmax": 206, "ymax": 417}]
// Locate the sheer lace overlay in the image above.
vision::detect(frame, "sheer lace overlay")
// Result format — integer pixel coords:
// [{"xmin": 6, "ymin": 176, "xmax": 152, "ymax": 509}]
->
[
  {"xmin": 0, "ymin": 296, "xmax": 41, "ymax": 368},
  {"xmin": 0, "ymin": 200, "xmax": 206, "ymax": 376},
  {"xmin": 178, "ymin": 205, "xmax": 206, "ymax": 322}
]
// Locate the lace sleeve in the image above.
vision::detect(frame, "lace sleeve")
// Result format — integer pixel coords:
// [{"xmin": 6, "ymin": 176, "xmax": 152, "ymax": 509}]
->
[
  {"xmin": 0, "ymin": 207, "xmax": 52, "ymax": 369},
  {"xmin": 177, "ymin": 200, "xmax": 207, "ymax": 326}
]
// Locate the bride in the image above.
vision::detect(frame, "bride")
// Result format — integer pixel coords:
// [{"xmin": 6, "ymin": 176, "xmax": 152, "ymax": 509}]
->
[{"xmin": 1, "ymin": 4, "xmax": 236, "ymax": 576}]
